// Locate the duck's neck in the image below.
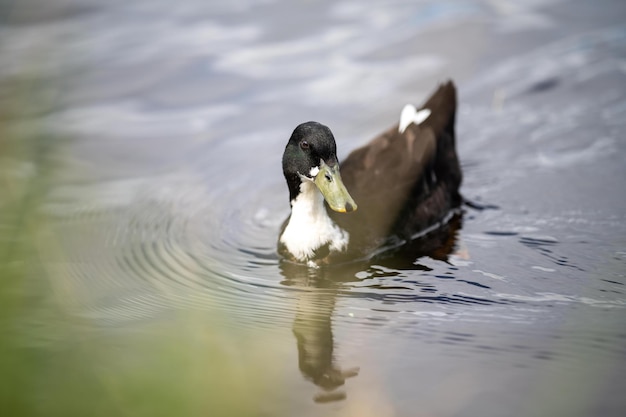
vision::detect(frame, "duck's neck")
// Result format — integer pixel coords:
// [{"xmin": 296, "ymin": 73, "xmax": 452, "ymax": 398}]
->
[{"xmin": 280, "ymin": 180, "xmax": 349, "ymax": 263}]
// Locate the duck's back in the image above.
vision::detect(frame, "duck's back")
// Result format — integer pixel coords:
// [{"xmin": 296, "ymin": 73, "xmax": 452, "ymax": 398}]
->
[{"xmin": 330, "ymin": 81, "xmax": 462, "ymax": 259}]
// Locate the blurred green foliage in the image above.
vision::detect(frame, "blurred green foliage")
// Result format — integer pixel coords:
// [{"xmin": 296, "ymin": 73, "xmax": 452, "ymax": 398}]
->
[{"xmin": 0, "ymin": 77, "xmax": 273, "ymax": 417}]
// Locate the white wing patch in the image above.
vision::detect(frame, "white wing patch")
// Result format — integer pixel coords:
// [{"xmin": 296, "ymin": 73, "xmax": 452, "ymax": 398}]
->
[{"xmin": 398, "ymin": 104, "xmax": 431, "ymax": 134}]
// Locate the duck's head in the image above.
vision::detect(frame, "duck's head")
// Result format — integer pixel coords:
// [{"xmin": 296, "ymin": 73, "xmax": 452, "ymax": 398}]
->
[{"xmin": 283, "ymin": 121, "xmax": 357, "ymax": 213}]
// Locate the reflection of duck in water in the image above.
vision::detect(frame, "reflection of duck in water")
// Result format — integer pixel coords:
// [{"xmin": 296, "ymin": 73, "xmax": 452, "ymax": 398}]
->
[
  {"xmin": 280, "ymin": 264, "xmax": 359, "ymax": 403},
  {"xmin": 278, "ymin": 81, "xmax": 462, "ymax": 265},
  {"xmin": 280, "ymin": 216, "xmax": 464, "ymax": 403}
]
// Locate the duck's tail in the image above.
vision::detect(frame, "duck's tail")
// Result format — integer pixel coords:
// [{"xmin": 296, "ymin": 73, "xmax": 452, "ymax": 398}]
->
[
  {"xmin": 391, "ymin": 81, "xmax": 463, "ymax": 240},
  {"xmin": 422, "ymin": 80, "xmax": 462, "ymax": 204}
]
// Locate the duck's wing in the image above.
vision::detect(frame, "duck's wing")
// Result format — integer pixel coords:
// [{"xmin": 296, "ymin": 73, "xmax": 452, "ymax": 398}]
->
[{"xmin": 331, "ymin": 81, "xmax": 460, "ymax": 254}]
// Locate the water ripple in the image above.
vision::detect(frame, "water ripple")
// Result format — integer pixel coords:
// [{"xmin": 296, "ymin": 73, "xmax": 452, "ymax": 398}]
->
[{"xmin": 44, "ymin": 164, "xmax": 521, "ymax": 329}]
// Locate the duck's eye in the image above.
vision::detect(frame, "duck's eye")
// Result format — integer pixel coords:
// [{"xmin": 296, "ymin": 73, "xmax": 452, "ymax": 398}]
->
[{"xmin": 300, "ymin": 140, "xmax": 309, "ymax": 150}]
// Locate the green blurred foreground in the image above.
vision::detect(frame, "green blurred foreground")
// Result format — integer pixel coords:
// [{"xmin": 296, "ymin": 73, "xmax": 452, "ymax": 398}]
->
[{"xmin": 0, "ymin": 82, "xmax": 273, "ymax": 417}]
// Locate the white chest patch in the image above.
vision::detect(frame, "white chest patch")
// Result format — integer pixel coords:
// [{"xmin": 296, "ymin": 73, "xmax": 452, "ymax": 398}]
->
[{"xmin": 280, "ymin": 181, "xmax": 349, "ymax": 262}]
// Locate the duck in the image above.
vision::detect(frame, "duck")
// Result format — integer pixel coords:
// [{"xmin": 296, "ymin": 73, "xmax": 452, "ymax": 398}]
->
[{"xmin": 278, "ymin": 80, "xmax": 462, "ymax": 265}]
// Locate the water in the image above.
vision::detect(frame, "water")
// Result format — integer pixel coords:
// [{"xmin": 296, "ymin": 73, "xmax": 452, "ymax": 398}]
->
[{"xmin": 2, "ymin": 0, "xmax": 625, "ymax": 416}]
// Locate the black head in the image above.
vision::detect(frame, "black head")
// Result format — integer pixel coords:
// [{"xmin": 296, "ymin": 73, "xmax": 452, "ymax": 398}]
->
[
  {"xmin": 282, "ymin": 122, "xmax": 338, "ymax": 198},
  {"xmin": 282, "ymin": 122, "xmax": 357, "ymax": 213}
]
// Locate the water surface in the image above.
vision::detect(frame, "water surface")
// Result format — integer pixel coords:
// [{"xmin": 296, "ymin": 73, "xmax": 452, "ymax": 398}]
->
[{"xmin": 1, "ymin": 0, "xmax": 625, "ymax": 416}]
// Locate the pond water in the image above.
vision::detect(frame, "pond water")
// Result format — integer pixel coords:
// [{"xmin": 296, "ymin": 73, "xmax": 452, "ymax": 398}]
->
[{"xmin": 2, "ymin": 0, "xmax": 625, "ymax": 416}]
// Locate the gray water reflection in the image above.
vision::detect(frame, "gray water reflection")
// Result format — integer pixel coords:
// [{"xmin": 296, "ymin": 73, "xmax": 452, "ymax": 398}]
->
[
  {"xmin": 282, "ymin": 266, "xmax": 359, "ymax": 403},
  {"xmin": 2, "ymin": 0, "xmax": 626, "ymax": 416}
]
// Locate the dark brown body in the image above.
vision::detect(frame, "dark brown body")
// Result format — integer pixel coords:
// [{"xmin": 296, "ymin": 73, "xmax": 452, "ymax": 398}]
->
[{"xmin": 327, "ymin": 81, "xmax": 462, "ymax": 262}]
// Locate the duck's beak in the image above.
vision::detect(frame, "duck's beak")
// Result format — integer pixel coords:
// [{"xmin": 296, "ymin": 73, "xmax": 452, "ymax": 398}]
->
[{"xmin": 314, "ymin": 160, "xmax": 357, "ymax": 213}]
